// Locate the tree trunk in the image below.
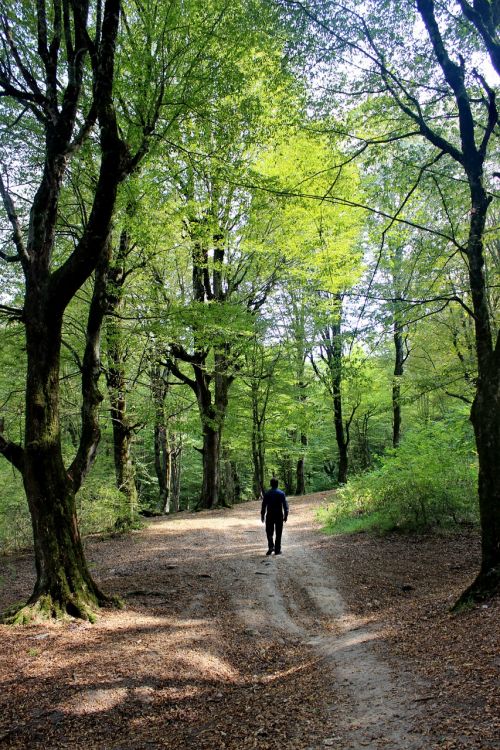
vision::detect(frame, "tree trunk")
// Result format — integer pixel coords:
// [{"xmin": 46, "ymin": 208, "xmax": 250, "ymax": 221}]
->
[
  {"xmin": 295, "ymin": 432, "xmax": 307, "ymax": 495},
  {"xmin": 0, "ymin": 0, "xmax": 156, "ymax": 621},
  {"xmin": 200, "ymin": 421, "xmax": 221, "ymax": 509},
  {"xmin": 106, "ymin": 320, "xmax": 138, "ymax": 525},
  {"xmin": 154, "ymin": 421, "xmax": 169, "ymax": 512},
  {"xmin": 17, "ymin": 282, "xmax": 112, "ymax": 622},
  {"xmin": 392, "ymin": 317, "xmax": 404, "ymax": 448},
  {"xmin": 196, "ymin": 349, "xmax": 231, "ymax": 509},
  {"xmin": 330, "ymin": 319, "xmax": 349, "ymax": 485},
  {"xmin": 457, "ymin": 184, "xmax": 500, "ymax": 603},
  {"xmin": 470, "ymin": 372, "xmax": 500, "ymax": 592},
  {"xmin": 251, "ymin": 381, "xmax": 265, "ymax": 498},
  {"xmin": 335, "ymin": 409, "xmax": 349, "ymax": 485},
  {"xmin": 170, "ymin": 442, "xmax": 182, "ymax": 512},
  {"xmin": 105, "ymin": 226, "xmax": 138, "ymax": 525}
]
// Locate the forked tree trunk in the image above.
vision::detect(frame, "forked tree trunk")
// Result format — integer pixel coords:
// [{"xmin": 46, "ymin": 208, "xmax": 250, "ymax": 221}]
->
[
  {"xmin": 18, "ymin": 263, "xmax": 114, "ymax": 621},
  {"xmin": 0, "ymin": 0, "xmax": 143, "ymax": 621}
]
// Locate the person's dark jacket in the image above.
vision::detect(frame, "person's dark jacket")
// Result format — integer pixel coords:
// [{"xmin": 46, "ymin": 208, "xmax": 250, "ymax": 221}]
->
[{"xmin": 261, "ymin": 488, "xmax": 289, "ymax": 522}]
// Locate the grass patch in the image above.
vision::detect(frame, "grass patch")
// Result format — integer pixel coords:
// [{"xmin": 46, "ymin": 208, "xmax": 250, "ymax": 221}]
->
[{"xmin": 319, "ymin": 509, "xmax": 398, "ymax": 535}]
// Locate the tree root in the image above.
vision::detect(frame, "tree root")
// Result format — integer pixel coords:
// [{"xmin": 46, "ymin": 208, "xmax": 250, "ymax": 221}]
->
[
  {"xmin": 452, "ymin": 566, "xmax": 500, "ymax": 612},
  {"xmin": 0, "ymin": 591, "xmax": 122, "ymax": 625}
]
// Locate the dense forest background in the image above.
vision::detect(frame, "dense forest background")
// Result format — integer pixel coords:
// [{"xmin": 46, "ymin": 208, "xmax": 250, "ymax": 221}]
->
[{"xmin": 0, "ymin": 0, "xmax": 498, "ymax": 618}]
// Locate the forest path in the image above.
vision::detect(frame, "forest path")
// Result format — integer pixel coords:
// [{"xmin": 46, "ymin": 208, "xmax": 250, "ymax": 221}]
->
[{"xmin": 0, "ymin": 494, "xmax": 427, "ymax": 749}]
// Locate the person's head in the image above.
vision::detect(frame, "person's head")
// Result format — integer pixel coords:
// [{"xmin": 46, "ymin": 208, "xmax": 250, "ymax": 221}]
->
[{"xmin": 270, "ymin": 477, "xmax": 279, "ymax": 489}]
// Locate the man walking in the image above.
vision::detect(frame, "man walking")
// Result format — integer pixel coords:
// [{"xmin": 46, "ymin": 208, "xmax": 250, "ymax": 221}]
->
[{"xmin": 261, "ymin": 478, "xmax": 289, "ymax": 555}]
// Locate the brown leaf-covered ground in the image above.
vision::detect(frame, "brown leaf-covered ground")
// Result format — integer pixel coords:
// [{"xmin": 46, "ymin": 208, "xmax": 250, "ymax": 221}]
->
[{"xmin": 0, "ymin": 492, "xmax": 498, "ymax": 749}]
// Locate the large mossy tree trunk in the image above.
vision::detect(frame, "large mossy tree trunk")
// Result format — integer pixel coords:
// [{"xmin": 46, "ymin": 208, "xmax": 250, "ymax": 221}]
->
[
  {"xmin": 0, "ymin": 0, "xmax": 152, "ymax": 621},
  {"xmin": 22, "ymin": 290, "xmax": 112, "ymax": 620}
]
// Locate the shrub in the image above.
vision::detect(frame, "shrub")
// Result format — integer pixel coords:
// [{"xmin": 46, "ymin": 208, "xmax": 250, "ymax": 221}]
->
[
  {"xmin": 77, "ymin": 480, "xmax": 131, "ymax": 535},
  {"xmin": 320, "ymin": 417, "xmax": 478, "ymax": 533}
]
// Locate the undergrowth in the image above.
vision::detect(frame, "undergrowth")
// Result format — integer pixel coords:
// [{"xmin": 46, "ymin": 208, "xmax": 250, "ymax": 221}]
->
[{"xmin": 319, "ymin": 419, "xmax": 478, "ymax": 535}]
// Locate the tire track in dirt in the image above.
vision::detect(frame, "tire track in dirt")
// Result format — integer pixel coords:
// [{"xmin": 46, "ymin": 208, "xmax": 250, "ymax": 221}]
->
[
  {"xmin": 216, "ymin": 496, "xmax": 426, "ymax": 750},
  {"xmin": 0, "ymin": 494, "xmax": 427, "ymax": 750}
]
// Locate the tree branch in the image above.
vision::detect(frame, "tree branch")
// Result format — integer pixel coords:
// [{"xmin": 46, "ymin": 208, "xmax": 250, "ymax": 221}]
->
[{"xmin": 0, "ymin": 428, "xmax": 24, "ymax": 473}]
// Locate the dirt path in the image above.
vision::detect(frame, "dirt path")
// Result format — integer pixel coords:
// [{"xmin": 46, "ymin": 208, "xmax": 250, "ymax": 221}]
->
[{"xmin": 0, "ymin": 494, "xmax": 432, "ymax": 750}]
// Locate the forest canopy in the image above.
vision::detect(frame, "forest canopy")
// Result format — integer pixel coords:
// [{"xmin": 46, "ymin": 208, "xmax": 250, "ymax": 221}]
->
[{"xmin": 0, "ymin": 0, "xmax": 498, "ymax": 620}]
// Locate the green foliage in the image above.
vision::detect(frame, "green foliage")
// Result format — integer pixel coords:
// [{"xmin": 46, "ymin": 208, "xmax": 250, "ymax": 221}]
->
[
  {"xmin": 0, "ymin": 467, "xmax": 31, "ymax": 553},
  {"xmin": 320, "ymin": 416, "xmax": 478, "ymax": 533},
  {"xmin": 76, "ymin": 476, "xmax": 132, "ymax": 536}
]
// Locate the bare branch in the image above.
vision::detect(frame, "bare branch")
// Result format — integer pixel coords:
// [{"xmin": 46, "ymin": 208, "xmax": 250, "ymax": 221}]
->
[{"xmin": 0, "ymin": 171, "xmax": 29, "ymax": 266}]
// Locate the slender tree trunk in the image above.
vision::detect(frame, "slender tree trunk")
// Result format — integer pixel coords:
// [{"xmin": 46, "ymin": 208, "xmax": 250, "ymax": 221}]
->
[
  {"xmin": 170, "ymin": 442, "xmax": 182, "ymax": 512},
  {"xmin": 391, "ymin": 243, "xmax": 405, "ymax": 448},
  {"xmin": 295, "ymin": 432, "xmax": 307, "ymax": 495},
  {"xmin": 251, "ymin": 381, "xmax": 265, "ymax": 498},
  {"xmin": 334, "ymin": 399, "xmax": 349, "ymax": 485},
  {"xmin": 105, "ymin": 227, "xmax": 138, "ymax": 524},
  {"xmin": 330, "ymin": 318, "xmax": 349, "ymax": 485},
  {"xmin": 151, "ymin": 363, "xmax": 169, "ymax": 512},
  {"xmin": 106, "ymin": 320, "xmax": 138, "ymax": 524},
  {"xmin": 154, "ymin": 421, "xmax": 169, "ymax": 512},
  {"xmin": 392, "ymin": 316, "xmax": 404, "ymax": 448}
]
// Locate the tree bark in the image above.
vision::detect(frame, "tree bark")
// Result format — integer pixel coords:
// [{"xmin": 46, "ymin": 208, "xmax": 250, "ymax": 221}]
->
[
  {"xmin": 169, "ymin": 439, "xmax": 182, "ymax": 513},
  {"xmin": 459, "ymin": 184, "xmax": 500, "ymax": 602},
  {"xmin": 251, "ymin": 379, "xmax": 266, "ymax": 498},
  {"xmin": 18, "ymin": 256, "xmax": 114, "ymax": 621},
  {"xmin": 329, "ymin": 318, "xmax": 349, "ymax": 485},
  {"xmin": 105, "ymin": 229, "xmax": 138, "ymax": 525},
  {"xmin": 200, "ymin": 419, "xmax": 221, "ymax": 508},
  {"xmin": 295, "ymin": 432, "xmax": 307, "ymax": 495},
  {"xmin": 392, "ymin": 310, "xmax": 404, "ymax": 448},
  {"xmin": 0, "ymin": 0, "xmax": 149, "ymax": 620}
]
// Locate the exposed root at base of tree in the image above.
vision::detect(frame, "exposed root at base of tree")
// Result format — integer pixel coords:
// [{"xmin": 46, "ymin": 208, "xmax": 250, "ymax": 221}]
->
[
  {"xmin": 452, "ymin": 566, "xmax": 500, "ymax": 611},
  {"xmin": 0, "ymin": 591, "xmax": 122, "ymax": 625}
]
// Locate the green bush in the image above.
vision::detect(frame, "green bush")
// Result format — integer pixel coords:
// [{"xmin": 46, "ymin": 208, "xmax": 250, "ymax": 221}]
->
[
  {"xmin": 0, "ymin": 468, "xmax": 32, "ymax": 553},
  {"xmin": 320, "ymin": 417, "xmax": 478, "ymax": 533},
  {"xmin": 77, "ymin": 479, "xmax": 131, "ymax": 535}
]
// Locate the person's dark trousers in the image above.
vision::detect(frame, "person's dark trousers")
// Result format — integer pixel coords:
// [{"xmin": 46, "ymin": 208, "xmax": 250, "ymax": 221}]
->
[{"xmin": 266, "ymin": 516, "xmax": 283, "ymax": 553}]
